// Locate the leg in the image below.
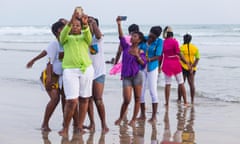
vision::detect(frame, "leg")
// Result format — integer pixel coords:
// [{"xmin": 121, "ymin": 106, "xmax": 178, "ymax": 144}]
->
[
  {"xmin": 72, "ymin": 105, "xmax": 79, "ymax": 133},
  {"xmin": 83, "ymin": 97, "xmax": 95, "ymax": 132},
  {"xmin": 58, "ymin": 98, "xmax": 78, "ymax": 137},
  {"xmin": 138, "ymin": 71, "xmax": 147, "ymax": 120},
  {"xmin": 179, "ymin": 83, "xmax": 188, "ymax": 106},
  {"xmin": 164, "ymin": 74, "xmax": 172, "ymax": 107},
  {"xmin": 137, "ymin": 103, "xmax": 146, "ymax": 121},
  {"xmin": 165, "ymin": 84, "xmax": 171, "ymax": 107},
  {"xmin": 129, "ymin": 85, "xmax": 141, "ymax": 126},
  {"xmin": 115, "ymin": 86, "xmax": 132, "ymax": 125},
  {"xmin": 178, "ymin": 74, "xmax": 186, "ymax": 102},
  {"xmin": 41, "ymin": 88, "xmax": 60, "ymax": 131},
  {"xmin": 92, "ymin": 79, "xmax": 109, "ymax": 133},
  {"xmin": 78, "ymin": 97, "xmax": 90, "ymax": 134},
  {"xmin": 187, "ymin": 73, "xmax": 195, "ymax": 104},
  {"xmin": 60, "ymin": 88, "xmax": 66, "ymax": 114},
  {"xmin": 176, "ymin": 72, "xmax": 188, "ymax": 106},
  {"xmin": 78, "ymin": 65, "xmax": 94, "ymax": 133},
  {"xmin": 148, "ymin": 103, "xmax": 158, "ymax": 123},
  {"xmin": 148, "ymin": 69, "xmax": 159, "ymax": 122}
]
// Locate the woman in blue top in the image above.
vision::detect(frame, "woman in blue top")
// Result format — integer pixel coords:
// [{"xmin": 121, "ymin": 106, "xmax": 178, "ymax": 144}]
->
[
  {"xmin": 138, "ymin": 26, "xmax": 163, "ymax": 123},
  {"xmin": 114, "ymin": 16, "xmax": 147, "ymax": 126}
]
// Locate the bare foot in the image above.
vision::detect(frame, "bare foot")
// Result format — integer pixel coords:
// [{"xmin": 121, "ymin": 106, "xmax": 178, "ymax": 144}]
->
[
  {"xmin": 184, "ymin": 103, "xmax": 191, "ymax": 107},
  {"xmin": 114, "ymin": 119, "xmax": 121, "ymax": 125},
  {"xmin": 41, "ymin": 126, "xmax": 51, "ymax": 132},
  {"xmin": 79, "ymin": 129, "xmax": 87, "ymax": 135},
  {"xmin": 148, "ymin": 118, "xmax": 156, "ymax": 124},
  {"xmin": 165, "ymin": 103, "xmax": 169, "ymax": 108},
  {"xmin": 137, "ymin": 115, "xmax": 146, "ymax": 121},
  {"xmin": 177, "ymin": 99, "xmax": 181, "ymax": 104},
  {"xmin": 128, "ymin": 120, "xmax": 136, "ymax": 127},
  {"xmin": 83, "ymin": 125, "xmax": 95, "ymax": 132},
  {"xmin": 73, "ymin": 126, "xmax": 79, "ymax": 134},
  {"xmin": 58, "ymin": 129, "xmax": 68, "ymax": 137},
  {"xmin": 102, "ymin": 127, "xmax": 109, "ymax": 134}
]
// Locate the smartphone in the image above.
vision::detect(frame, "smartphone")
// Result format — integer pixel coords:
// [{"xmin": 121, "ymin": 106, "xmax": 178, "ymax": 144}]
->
[
  {"xmin": 75, "ymin": 6, "xmax": 83, "ymax": 16},
  {"xmin": 119, "ymin": 16, "xmax": 127, "ymax": 21}
]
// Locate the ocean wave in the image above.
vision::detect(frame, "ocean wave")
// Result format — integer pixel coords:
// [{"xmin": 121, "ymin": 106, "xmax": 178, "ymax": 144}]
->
[
  {"xmin": 0, "ymin": 47, "xmax": 41, "ymax": 53},
  {"xmin": 196, "ymin": 91, "xmax": 240, "ymax": 103},
  {"xmin": 0, "ymin": 40, "xmax": 50, "ymax": 44},
  {"xmin": 0, "ymin": 26, "xmax": 51, "ymax": 36},
  {"xmin": 1, "ymin": 77, "xmax": 39, "ymax": 85}
]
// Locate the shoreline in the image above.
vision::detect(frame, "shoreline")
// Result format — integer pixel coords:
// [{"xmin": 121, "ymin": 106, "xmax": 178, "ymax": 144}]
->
[{"xmin": 0, "ymin": 77, "xmax": 240, "ymax": 144}]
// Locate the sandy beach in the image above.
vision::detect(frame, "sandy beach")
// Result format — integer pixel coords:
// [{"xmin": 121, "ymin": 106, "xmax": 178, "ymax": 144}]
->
[{"xmin": 1, "ymin": 71, "xmax": 240, "ymax": 144}]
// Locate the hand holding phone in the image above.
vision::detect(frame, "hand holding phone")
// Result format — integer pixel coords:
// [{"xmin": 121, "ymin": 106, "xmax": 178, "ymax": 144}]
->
[
  {"xmin": 119, "ymin": 16, "xmax": 127, "ymax": 21},
  {"xmin": 75, "ymin": 6, "xmax": 84, "ymax": 18}
]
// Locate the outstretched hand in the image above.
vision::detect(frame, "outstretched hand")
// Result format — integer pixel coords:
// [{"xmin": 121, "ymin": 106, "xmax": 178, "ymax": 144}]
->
[
  {"xmin": 26, "ymin": 60, "xmax": 34, "ymax": 68},
  {"xmin": 116, "ymin": 16, "xmax": 121, "ymax": 25}
]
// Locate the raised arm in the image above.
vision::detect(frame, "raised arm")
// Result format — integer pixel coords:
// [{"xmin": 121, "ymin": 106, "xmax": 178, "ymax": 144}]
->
[
  {"xmin": 88, "ymin": 17, "xmax": 102, "ymax": 39},
  {"xmin": 81, "ymin": 15, "xmax": 92, "ymax": 45},
  {"xmin": 116, "ymin": 16, "xmax": 124, "ymax": 38}
]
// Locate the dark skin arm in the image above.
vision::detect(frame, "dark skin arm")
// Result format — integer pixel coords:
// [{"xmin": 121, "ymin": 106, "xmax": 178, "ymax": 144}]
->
[
  {"xmin": 179, "ymin": 53, "xmax": 191, "ymax": 71},
  {"xmin": 114, "ymin": 44, "xmax": 122, "ymax": 64},
  {"xmin": 192, "ymin": 58, "xmax": 199, "ymax": 68},
  {"xmin": 45, "ymin": 62, "xmax": 53, "ymax": 91},
  {"xmin": 26, "ymin": 50, "xmax": 47, "ymax": 68},
  {"xmin": 116, "ymin": 16, "xmax": 124, "ymax": 38},
  {"xmin": 59, "ymin": 52, "xmax": 64, "ymax": 60},
  {"xmin": 148, "ymin": 56, "xmax": 160, "ymax": 63},
  {"xmin": 88, "ymin": 17, "xmax": 102, "ymax": 39},
  {"xmin": 128, "ymin": 48, "xmax": 145, "ymax": 66}
]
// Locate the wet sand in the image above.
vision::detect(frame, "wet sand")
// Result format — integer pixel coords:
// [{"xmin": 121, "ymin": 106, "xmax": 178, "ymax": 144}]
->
[{"xmin": 1, "ymin": 72, "xmax": 240, "ymax": 144}]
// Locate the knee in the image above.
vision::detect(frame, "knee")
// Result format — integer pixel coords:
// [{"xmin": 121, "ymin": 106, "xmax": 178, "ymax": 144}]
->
[
  {"xmin": 79, "ymin": 96, "xmax": 90, "ymax": 101},
  {"xmin": 95, "ymin": 98, "xmax": 103, "ymax": 106},
  {"xmin": 123, "ymin": 100, "xmax": 131, "ymax": 105},
  {"xmin": 135, "ymin": 96, "xmax": 141, "ymax": 103}
]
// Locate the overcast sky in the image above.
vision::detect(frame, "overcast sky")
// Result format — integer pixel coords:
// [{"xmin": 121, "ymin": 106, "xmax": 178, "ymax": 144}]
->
[{"xmin": 1, "ymin": 0, "xmax": 240, "ymax": 26}]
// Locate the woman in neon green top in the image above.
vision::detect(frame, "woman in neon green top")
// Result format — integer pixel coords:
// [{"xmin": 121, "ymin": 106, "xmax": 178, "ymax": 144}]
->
[
  {"xmin": 58, "ymin": 9, "xmax": 93, "ymax": 137},
  {"xmin": 179, "ymin": 33, "xmax": 200, "ymax": 104}
]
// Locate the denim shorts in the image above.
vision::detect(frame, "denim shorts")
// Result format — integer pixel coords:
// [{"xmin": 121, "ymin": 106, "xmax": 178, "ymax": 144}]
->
[
  {"xmin": 94, "ymin": 74, "xmax": 106, "ymax": 84},
  {"xmin": 122, "ymin": 72, "xmax": 143, "ymax": 87}
]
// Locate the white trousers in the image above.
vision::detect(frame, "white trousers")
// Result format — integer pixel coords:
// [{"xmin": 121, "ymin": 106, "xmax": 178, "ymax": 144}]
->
[{"xmin": 140, "ymin": 68, "xmax": 159, "ymax": 103}]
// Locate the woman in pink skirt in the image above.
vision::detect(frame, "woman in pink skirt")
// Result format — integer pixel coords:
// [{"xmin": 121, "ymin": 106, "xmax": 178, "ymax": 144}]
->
[{"xmin": 161, "ymin": 26, "xmax": 190, "ymax": 107}]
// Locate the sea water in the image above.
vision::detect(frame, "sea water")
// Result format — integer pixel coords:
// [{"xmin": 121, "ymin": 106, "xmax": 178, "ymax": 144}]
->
[{"xmin": 0, "ymin": 24, "xmax": 240, "ymax": 103}]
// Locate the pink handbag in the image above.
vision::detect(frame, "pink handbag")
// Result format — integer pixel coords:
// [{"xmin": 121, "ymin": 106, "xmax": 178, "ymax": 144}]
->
[{"xmin": 109, "ymin": 62, "xmax": 122, "ymax": 75}]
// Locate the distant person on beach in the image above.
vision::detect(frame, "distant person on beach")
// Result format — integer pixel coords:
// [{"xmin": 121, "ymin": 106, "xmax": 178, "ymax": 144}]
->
[
  {"xmin": 105, "ymin": 57, "xmax": 115, "ymax": 64},
  {"xmin": 178, "ymin": 33, "xmax": 200, "ymax": 104},
  {"xmin": 26, "ymin": 20, "xmax": 66, "ymax": 131},
  {"xmin": 83, "ymin": 17, "xmax": 109, "ymax": 133},
  {"xmin": 114, "ymin": 16, "xmax": 147, "ymax": 126},
  {"xmin": 58, "ymin": 9, "xmax": 93, "ymax": 137},
  {"xmin": 161, "ymin": 26, "xmax": 189, "ymax": 107},
  {"xmin": 137, "ymin": 26, "xmax": 163, "ymax": 123}
]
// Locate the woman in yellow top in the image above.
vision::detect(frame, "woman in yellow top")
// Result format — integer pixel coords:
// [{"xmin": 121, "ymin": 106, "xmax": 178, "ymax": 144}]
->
[{"xmin": 178, "ymin": 33, "xmax": 200, "ymax": 104}]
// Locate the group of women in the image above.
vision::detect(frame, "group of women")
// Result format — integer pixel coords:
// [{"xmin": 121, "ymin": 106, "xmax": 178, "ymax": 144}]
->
[
  {"xmin": 114, "ymin": 18, "xmax": 200, "ymax": 126},
  {"xmin": 26, "ymin": 7, "xmax": 200, "ymax": 137}
]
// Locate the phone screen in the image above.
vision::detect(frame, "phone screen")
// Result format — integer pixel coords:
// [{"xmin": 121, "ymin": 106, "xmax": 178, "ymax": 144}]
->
[{"xmin": 120, "ymin": 16, "xmax": 127, "ymax": 21}]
